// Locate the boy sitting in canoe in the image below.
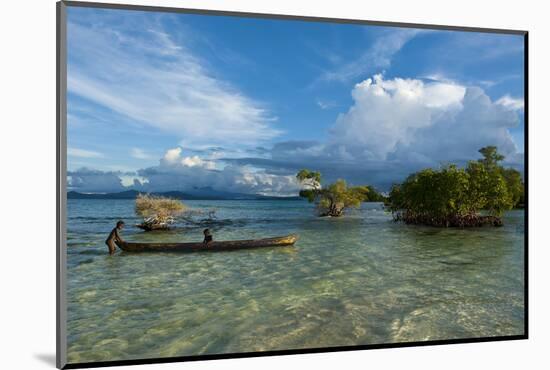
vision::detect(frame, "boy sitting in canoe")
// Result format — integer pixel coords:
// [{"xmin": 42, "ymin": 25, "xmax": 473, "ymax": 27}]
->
[
  {"xmin": 203, "ymin": 228, "xmax": 213, "ymax": 246},
  {"xmin": 105, "ymin": 220, "xmax": 125, "ymax": 255}
]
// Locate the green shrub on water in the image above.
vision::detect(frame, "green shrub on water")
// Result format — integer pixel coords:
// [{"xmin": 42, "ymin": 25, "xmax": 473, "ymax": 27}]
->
[
  {"xmin": 296, "ymin": 169, "xmax": 383, "ymax": 217},
  {"xmin": 387, "ymin": 146, "xmax": 522, "ymax": 227}
]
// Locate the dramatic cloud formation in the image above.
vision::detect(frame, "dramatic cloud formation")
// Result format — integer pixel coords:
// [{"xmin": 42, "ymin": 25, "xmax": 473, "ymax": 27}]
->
[
  {"xmin": 224, "ymin": 75, "xmax": 524, "ymax": 189},
  {"xmin": 330, "ymin": 74, "xmax": 520, "ymax": 163},
  {"xmin": 329, "ymin": 75, "xmax": 466, "ymax": 160},
  {"xmin": 67, "ymin": 17, "xmax": 280, "ymax": 148},
  {"xmin": 67, "ymin": 74, "xmax": 523, "ymax": 194},
  {"xmin": 65, "ymin": 8, "xmax": 524, "ymax": 195}
]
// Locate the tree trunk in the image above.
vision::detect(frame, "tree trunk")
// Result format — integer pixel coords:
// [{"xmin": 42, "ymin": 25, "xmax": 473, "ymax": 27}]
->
[{"xmin": 320, "ymin": 201, "xmax": 345, "ymax": 217}]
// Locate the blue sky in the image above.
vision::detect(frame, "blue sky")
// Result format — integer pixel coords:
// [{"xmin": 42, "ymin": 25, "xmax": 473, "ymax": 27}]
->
[{"xmin": 66, "ymin": 7, "xmax": 525, "ymax": 195}]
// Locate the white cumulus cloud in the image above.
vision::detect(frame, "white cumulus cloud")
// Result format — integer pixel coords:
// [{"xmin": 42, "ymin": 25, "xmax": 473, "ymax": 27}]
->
[
  {"xmin": 163, "ymin": 147, "xmax": 183, "ymax": 164},
  {"xmin": 181, "ymin": 155, "xmax": 215, "ymax": 169},
  {"xmin": 328, "ymin": 74, "xmax": 520, "ymax": 164},
  {"xmin": 161, "ymin": 147, "xmax": 216, "ymax": 169},
  {"xmin": 329, "ymin": 74, "xmax": 466, "ymax": 160}
]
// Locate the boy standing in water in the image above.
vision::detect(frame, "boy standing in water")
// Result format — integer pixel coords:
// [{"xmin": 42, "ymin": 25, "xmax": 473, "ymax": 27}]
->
[{"xmin": 105, "ymin": 220, "xmax": 125, "ymax": 255}]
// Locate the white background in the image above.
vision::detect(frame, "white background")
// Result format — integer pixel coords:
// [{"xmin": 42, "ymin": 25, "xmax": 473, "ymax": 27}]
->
[{"xmin": 1, "ymin": 0, "xmax": 548, "ymax": 369}]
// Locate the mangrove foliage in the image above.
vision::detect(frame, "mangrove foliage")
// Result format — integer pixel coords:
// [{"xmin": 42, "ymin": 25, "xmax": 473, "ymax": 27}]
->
[
  {"xmin": 387, "ymin": 146, "xmax": 524, "ymax": 227},
  {"xmin": 296, "ymin": 169, "xmax": 384, "ymax": 217}
]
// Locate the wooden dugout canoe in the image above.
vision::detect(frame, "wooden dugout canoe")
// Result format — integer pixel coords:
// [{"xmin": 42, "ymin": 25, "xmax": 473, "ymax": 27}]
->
[{"xmin": 115, "ymin": 234, "xmax": 298, "ymax": 253}]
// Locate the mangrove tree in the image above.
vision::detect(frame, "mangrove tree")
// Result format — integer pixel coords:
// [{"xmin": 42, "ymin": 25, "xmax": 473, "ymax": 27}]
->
[
  {"xmin": 387, "ymin": 146, "xmax": 523, "ymax": 227},
  {"xmin": 296, "ymin": 169, "xmax": 383, "ymax": 217}
]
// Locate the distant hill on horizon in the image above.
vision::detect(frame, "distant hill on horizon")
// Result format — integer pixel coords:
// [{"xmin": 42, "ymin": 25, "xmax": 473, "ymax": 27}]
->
[{"xmin": 67, "ymin": 189, "xmax": 302, "ymax": 201}]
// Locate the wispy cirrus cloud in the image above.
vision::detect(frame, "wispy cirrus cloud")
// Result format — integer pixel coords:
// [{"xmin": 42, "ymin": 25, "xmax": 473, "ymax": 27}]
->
[
  {"xmin": 130, "ymin": 148, "xmax": 153, "ymax": 160},
  {"xmin": 317, "ymin": 29, "xmax": 422, "ymax": 84},
  {"xmin": 68, "ymin": 147, "xmax": 104, "ymax": 158},
  {"xmin": 452, "ymin": 32, "xmax": 524, "ymax": 61},
  {"xmin": 67, "ymin": 14, "xmax": 281, "ymax": 148},
  {"xmin": 316, "ymin": 99, "xmax": 338, "ymax": 110}
]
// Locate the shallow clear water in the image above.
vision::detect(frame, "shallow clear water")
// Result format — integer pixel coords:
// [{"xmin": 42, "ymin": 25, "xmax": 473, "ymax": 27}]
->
[{"xmin": 66, "ymin": 199, "xmax": 524, "ymax": 363}]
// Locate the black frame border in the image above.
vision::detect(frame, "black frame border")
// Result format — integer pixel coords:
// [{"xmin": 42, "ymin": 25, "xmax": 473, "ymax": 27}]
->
[{"xmin": 56, "ymin": 1, "xmax": 529, "ymax": 369}]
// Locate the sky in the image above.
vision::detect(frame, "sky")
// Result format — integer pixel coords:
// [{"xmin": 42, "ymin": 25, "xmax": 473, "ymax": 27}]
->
[{"xmin": 66, "ymin": 6, "xmax": 525, "ymax": 195}]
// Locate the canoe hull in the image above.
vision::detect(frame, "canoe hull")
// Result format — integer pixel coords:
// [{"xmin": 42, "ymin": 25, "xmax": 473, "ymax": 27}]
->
[{"xmin": 115, "ymin": 234, "xmax": 298, "ymax": 253}]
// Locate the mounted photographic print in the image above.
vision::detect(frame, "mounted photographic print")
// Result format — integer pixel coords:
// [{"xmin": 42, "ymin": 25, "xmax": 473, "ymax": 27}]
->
[{"xmin": 56, "ymin": 1, "xmax": 528, "ymax": 368}]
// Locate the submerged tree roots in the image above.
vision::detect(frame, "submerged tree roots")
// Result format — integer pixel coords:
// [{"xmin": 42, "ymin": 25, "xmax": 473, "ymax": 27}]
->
[{"xmin": 392, "ymin": 211, "xmax": 503, "ymax": 228}]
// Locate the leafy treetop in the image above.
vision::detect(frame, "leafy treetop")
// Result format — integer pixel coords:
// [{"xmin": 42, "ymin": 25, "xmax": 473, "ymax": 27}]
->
[{"xmin": 296, "ymin": 169, "xmax": 382, "ymax": 217}]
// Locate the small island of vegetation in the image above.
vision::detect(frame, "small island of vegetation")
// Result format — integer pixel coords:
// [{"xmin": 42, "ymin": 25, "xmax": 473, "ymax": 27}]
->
[
  {"xmin": 135, "ymin": 194, "xmax": 186, "ymax": 231},
  {"xmin": 296, "ymin": 169, "xmax": 384, "ymax": 217},
  {"xmin": 387, "ymin": 146, "xmax": 524, "ymax": 227}
]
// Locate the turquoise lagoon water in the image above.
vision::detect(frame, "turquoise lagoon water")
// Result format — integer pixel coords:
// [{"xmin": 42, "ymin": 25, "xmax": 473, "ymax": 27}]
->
[{"xmin": 66, "ymin": 199, "xmax": 525, "ymax": 363}]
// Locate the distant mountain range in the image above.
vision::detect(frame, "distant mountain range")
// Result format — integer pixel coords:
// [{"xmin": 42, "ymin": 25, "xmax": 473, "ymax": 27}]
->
[{"xmin": 67, "ymin": 189, "xmax": 301, "ymax": 201}]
